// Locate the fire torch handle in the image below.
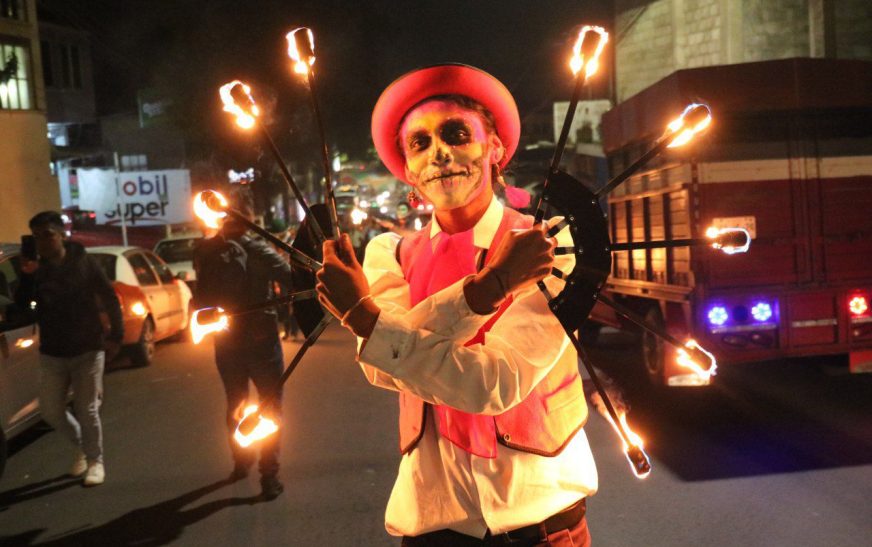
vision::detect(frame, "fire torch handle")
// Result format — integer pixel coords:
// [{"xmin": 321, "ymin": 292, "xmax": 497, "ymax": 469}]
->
[
  {"xmin": 595, "ymin": 292, "xmax": 685, "ymax": 349},
  {"xmin": 595, "ymin": 136, "xmax": 670, "ymax": 198},
  {"xmin": 231, "ymin": 289, "xmax": 319, "ymax": 316},
  {"xmin": 257, "ymin": 124, "xmax": 328, "ymax": 245},
  {"xmin": 566, "ymin": 328, "xmax": 633, "ymax": 447},
  {"xmin": 306, "ymin": 67, "xmax": 341, "ymax": 241},
  {"xmin": 225, "ymin": 209, "xmax": 322, "ymax": 272},
  {"xmin": 534, "ymin": 71, "xmax": 588, "ymax": 225},
  {"xmin": 254, "ymin": 314, "xmax": 333, "ymax": 417},
  {"xmin": 278, "ymin": 315, "xmax": 333, "ymax": 387}
]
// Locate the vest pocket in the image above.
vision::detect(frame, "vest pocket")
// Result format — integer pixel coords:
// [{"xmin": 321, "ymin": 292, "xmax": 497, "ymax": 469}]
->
[{"xmin": 543, "ymin": 377, "xmax": 584, "ymax": 413}]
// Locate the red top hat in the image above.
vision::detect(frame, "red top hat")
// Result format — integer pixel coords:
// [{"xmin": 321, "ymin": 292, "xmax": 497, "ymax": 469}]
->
[{"xmin": 371, "ymin": 64, "xmax": 521, "ymax": 184}]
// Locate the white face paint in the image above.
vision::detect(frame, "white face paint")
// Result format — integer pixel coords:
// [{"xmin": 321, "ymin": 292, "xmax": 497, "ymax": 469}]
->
[{"xmin": 400, "ymin": 100, "xmax": 503, "ymax": 211}]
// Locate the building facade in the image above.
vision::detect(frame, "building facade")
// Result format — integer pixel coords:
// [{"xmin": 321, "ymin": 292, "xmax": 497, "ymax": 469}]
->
[
  {"xmin": 614, "ymin": 0, "xmax": 872, "ymax": 102},
  {"xmin": 0, "ymin": 0, "xmax": 58, "ymax": 242}
]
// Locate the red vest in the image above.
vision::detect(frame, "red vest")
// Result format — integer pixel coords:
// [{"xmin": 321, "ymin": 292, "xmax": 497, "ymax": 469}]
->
[{"xmin": 396, "ymin": 207, "xmax": 587, "ymax": 457}]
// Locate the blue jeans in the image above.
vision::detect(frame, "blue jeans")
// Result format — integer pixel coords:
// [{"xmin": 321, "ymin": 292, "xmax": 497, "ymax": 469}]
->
[
  {"xmin": 39, "ymin": 350, "xmax": 105, "ymax": 463},
  {"xmin": 215, "ymin": 338, "xmax": 283, "ymax": 477}
]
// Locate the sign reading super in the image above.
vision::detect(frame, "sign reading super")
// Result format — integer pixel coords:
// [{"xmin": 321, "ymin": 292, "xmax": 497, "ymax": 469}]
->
[{"xmin": 75, "ymin": 169, "xmax": 193, "ymax": 226}]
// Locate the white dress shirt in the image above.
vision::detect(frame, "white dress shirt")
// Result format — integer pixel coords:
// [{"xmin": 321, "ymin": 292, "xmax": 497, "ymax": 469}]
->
[{"xmin": 358, "ymin": 196, "xmax": 598, "ymax": 538}]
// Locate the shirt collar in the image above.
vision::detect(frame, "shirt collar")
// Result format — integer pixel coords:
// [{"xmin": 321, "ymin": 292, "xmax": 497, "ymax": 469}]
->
[{"xmin": 429, "ymin": 195, "xmax": 504, "ymax": 249}]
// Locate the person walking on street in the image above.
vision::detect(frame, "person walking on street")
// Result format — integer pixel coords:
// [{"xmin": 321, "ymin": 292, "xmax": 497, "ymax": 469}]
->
[
  {"xmin": 15, "ymin": 211, "xmax": 124, "ymax": 487},
  {"xmin": 193, "ymin": 188, "xmax": 295, "ymax": 500}
]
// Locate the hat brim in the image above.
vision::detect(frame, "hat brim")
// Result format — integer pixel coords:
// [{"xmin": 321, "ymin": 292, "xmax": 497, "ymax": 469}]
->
[{"xmin": 371, "ymin": 64, "xmax": 520, "ymax": 184}]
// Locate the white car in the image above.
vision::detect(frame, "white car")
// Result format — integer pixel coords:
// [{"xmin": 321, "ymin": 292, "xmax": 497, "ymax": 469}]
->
[
  {"xmin": 153, "ymin": 233, "xmax": 202, "ymax": 290},
  {"xmin": 88, "ymin": 247, "xmax": 193, "ymax": 365},
  {"xmin": 0, "ymin": 243, "xmax": 40, "ymax": 478}
]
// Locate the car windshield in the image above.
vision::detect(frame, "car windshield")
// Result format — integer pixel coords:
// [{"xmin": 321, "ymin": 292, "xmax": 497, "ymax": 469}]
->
[
  {"xmin": 154, "ymin": 239, "xmax": 197, "ymax": 263},
  {"xmin": 90, "ymin": 254, "xmax": 117, "ymax": 281}
]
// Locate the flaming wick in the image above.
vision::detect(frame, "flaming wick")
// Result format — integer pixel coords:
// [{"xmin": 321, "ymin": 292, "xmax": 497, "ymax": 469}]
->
[
  {"xmin": 193, "ymin": 190, "xmax": 322, "ymax": 272},
  {"xmin": 595, "ymin": 102, "xmax": 713, "ymax": 198},
  {"xmin": 676, "ymin": 339, "xmax": 718, "ymax": 382},
  {"xmin": 234, "ymin": 404, "xmax": 279, "ymax": 448},
  {"xmin": 190, "ymin": 307, "xmax": 229, "ymax": 344},
  {"xmin": 287, "ymin": 27, "xmax": 341, "ymax": 240},
  {"xmin": 706, "ymin": 226, "xmax": 751, "ymax": 255},
  {"xmin": 231, "ymin": 315, "xmax": 333, "ymax": 448},
  {"xmin": 534, "ymin": 25, "xmax": 609, "ymax": 224},
  {"xmin": 217, "ymin": 80, "xmax": 328, "ymax": 246}
]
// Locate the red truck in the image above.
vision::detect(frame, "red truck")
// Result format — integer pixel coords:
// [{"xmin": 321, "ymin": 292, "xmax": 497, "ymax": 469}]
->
[{"xmin": 596, "ymin": 58, "xmax": 872, "ymax": 387}]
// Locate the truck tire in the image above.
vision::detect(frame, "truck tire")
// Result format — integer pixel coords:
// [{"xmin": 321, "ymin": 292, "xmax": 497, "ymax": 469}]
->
[
  {"xmin": 640, "ymin": 305, "xmax": 666, "ymax": 387},
  {"xmin": 129, "ymin": 318, "xmax": 155, "ymax": 367}
]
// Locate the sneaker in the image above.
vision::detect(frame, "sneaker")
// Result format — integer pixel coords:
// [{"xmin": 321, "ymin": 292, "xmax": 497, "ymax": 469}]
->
[
  {"xmin": 83, "ymin": 462, "xmax": 105, "ymax": 486},
  {"xmin": 260, "ymin": 475, "xmax": 284, "ymax": 500},
  {"xmin": 70, "ymin": 450, "xmax": 88, "ymax": 477}
]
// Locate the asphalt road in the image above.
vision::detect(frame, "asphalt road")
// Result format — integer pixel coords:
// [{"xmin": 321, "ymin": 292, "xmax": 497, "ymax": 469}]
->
[{"xmin": 1, "ymin": 325, "xmax": 870, "ymax": 546}]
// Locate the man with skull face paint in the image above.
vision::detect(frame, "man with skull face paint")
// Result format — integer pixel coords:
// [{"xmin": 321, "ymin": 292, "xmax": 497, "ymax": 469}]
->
[{"xmin": 316, "ymin": 65, "xmax": 597, "ymax": 546}]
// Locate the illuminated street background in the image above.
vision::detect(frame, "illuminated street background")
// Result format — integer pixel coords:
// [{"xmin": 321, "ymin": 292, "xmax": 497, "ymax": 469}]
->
[
  {"xmin": 1, "ymin": 329, "xmax": 869, "ymax": 546},
  {"xmin": 2, "ymin": 0, "xmax": 872, "ymax": 546}
]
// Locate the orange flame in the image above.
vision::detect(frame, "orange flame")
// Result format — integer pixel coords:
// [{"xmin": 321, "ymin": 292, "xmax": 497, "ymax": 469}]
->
[
  {"xmin": 193, "ymin": 190, "xmax": 228, "ymax": 230},
  {"xmin": 233, "ymin": 404, "xmax": 279, "ymax": 447},
  {"xmin": 190, "ymin": 307, "xmax": 229, "ymax": 344},
  {"xmin": 570, "ymin": 26, "xmax": 609, "ymax": 77},
  {"xmin": 286, "ymin": 27, "xmax": 316, "ymax": 75},
  {"xmin": 600, "ymin": 409, "xmax": 650, "ymax": 479},
  {"xmin": 218, "ymin": 80, "xmax": 260, "ymax": 129},
  {"xmin": 705, "ymin": 226, "xmax": 751, "ymax": 255},
  {"xmin": 675, "ymin": 339, "xmax": 717, "ymax": 383},
  {"xmin": 666, "ymin": 103, "xmax": 712, "ymax": 148}
]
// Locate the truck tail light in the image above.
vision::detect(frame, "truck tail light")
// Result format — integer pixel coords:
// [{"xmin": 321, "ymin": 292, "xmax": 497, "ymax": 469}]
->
[
  {"xmin": 707, "ymin": 306, "xmax": 728, "ymax": 326},
  {"xmin": 849, "ymin": 295, "xmax": 869, "ymax": 317},
  {"xmin": 751, "ymin": 302, "xmax": 773, "ymax": 322}
]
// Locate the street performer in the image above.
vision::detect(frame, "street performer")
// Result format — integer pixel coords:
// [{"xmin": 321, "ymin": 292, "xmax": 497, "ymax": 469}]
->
[{"xmin": 316, "ymin": 64, "xmax": 597, "ymax": 546}]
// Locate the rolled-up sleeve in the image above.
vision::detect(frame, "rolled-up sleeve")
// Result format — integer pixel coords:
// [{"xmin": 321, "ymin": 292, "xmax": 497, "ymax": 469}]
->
[{"xmin": 357, "ymin": 221, "xmax": 574, "ymax": 415}]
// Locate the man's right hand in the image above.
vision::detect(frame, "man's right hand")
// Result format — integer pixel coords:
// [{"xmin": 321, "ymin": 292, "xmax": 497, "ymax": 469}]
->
[
  {"xmin": 483, "ymin": 224, "xmax": 556, "ymax": 294},
  {"xmin": 20, "ymin": 259, "xmax": 38, "ymax": 274},
  {"xmin": 463, "ymin": 224, "xmax": 556, "ymax": 315}
]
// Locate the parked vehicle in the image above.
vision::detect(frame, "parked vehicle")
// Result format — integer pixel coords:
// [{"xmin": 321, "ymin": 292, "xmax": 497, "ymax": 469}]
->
[
  {"xmin": 0, "ymin": 244, "xmax": 41, "ymax": 478},
  {"xmin": 87, "ymin": 247, "xmax": 193, "ymax": 366},
  {"xmin": 597, "ymin": 58, "xmax": 872, "ymax": 387},
  {"xmin": 153, "ymin": 232, "xmax": 203, "ymax": 291}
]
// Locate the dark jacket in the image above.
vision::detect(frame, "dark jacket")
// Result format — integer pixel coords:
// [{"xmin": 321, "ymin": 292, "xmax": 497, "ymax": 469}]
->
[
  {"xmin": 15, "ymin": 241, "xmax": 124, "ymax": 357},
  {"xmin": 193, "ymin": 233, "xmax": 294, "ymax": 357}
]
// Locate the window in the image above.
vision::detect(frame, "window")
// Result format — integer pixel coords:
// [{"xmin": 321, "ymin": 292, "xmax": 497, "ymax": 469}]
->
[
  {"xmin": 0, "ymin": 0, "xmax": 25, "ymax": 21},
  {"xmin": 144, "ymin": 252, "xmax": 175, "ymax": 284},
  {"xmin": 90, "ymin": 254, "xmax": 117, "ymax": 281},
  {"xmin": 127, "ymin": 253, "xmax": 158, "ymax": 286},
  {"xmin": 0, "ymin": 41, "xmax": 31, "ymax": 110},
  {"xmin": 40, "ymin": 40, "xmax": 52, "ymax": 87},
  {"xmin": 120, "ymin": 154, "xmax": 148, "ymax": 171}
]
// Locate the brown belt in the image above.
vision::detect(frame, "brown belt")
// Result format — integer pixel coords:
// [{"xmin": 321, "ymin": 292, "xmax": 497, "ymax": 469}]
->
[{"xmin": 404, "ymin": 498, "xmax": 586, "ymax": 546}]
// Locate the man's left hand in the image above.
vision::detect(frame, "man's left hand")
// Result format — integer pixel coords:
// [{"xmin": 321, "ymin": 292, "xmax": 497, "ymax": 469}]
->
[{"xmin": 316, "ymin": 234, "xmax": 371, "ymax": 320}]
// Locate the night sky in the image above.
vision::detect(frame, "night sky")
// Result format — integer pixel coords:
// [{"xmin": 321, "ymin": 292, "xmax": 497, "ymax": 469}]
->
[{"xmin": 39, "ymin": 0, "xmax": 613, "ymax": 162}]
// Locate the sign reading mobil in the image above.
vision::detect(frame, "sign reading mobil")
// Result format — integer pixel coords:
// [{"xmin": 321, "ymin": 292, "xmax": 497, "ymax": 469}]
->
[{"xmin": 77, "ymin": 169, "xmax": 193, "ymax": 226}]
